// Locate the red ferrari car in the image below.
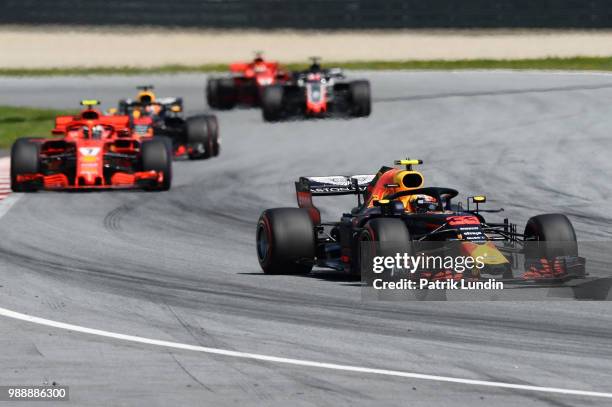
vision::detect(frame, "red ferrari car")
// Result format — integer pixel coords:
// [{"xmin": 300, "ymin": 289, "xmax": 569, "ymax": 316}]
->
[
  {"xmin": 10, "ymin": 100, "xmax": 172, "ymax": 192},
  {"xmin": 206, "ymin": 53, "xmax": 290, "ymax": 109}
]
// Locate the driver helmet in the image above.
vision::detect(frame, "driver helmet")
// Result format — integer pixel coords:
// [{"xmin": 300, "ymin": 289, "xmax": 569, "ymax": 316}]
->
[
  {"xmin": 408, "ymin": 194, "xmax": 438, "ymax": 213},
  {"xmin": 92, "ymin": 125, "xmax": 104, "ymax": 140}
]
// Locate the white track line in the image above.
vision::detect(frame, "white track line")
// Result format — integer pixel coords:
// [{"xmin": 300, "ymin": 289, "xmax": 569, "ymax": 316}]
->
[
  {"xmin": 0, "ymin": 194, "xmax": 22, "ymax": 218},
  {"xmin": 0, "ymin": 307, "xmax": 611, "ymax": 400}
]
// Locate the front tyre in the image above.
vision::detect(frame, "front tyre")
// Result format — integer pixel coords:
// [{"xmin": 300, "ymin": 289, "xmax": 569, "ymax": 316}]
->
[
  {"xmin": 141, "ymin": 138, "xmax": 172, "ymax": 191},
  {"xmin": 10, "ymin": 138, "xmax": 40, "ymax": 192},
  {"xmin": 524, "ymin": 214, "xmax": 578, "ymax": 259},
  {"xmin": 358, "ymin": 218, "xmax": 413, "ymax": 277},
  {"xmin": 256, "ymin": 208, "xmax": 315, "ymax": 274},
  {"xmin": 186, "ymin": 115, "xmax": 214, "ymax": 160},
  {"xmin": 261, "ymin": 85, "xmax": 284, "ymax": 122}
]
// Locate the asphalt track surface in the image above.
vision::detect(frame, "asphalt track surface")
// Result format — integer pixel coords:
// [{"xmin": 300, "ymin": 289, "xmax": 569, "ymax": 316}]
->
[{"xmin": 0, "ymin": 71, "xmax": 612, "ymax": 406}]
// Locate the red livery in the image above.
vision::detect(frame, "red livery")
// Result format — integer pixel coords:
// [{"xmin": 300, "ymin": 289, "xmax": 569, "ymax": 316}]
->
[
  {"xmin": 10, "ymin": 100, "xmax": 172, "ymax": 192},
  {"xmin": 206, "ymin": 53, "xmax": 289, "ymax": 109}
]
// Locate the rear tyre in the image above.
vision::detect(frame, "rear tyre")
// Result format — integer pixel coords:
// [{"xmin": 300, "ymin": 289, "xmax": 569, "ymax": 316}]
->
[
  {"xmin": 186, "ymin": 115, "xmax": 213, "ymax": 160},
  {"xmin": 349, "ymin": 80, "xmax": 371, "ymax": 117},
  {"xmin": 217, "ymin": 78, "xmax": 237, "ymax": 110},
  {"xmin": 141, "ymin": 138, "xmax": 172, "ymax": 191},
  {"xmin": 10, "ymin": 138, "xmax": 40, "ymax": 192},
  {"xmin": 206, "ymin": 78, "xmax": 220, "ymax": 109},
  {"xmin": 205, "ymin": 115, "xmax": 220, "ymax": 157},
  {"xmin": 261, "ymin": 85, "xmax": 284, "ymax": 122},
  {"xmin": 358, "ymin": 218, "xmax": 412, "ymax": 276},
  {"xmin": 256, "ymin": 208, "xmax": 315, "ymax": 274},
  {"xmin": 524, "ymin": 214, "xmax": 578, "ymax": 259}
]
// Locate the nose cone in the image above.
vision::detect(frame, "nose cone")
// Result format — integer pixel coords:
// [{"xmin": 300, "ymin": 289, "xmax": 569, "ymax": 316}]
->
[
  {"xmin": 83, "ymin": 173, "xmax": 97, "ymax": 185},
  {"xmin": 463, "ymin": 242, "xmax": 509, "ymax": 265},
  {"xmin": 77, "ymin": 141, "xmax": 104, "ymax": 186},
  {"xmin": 310, "ymin": 103, "xmax": 323, "ymax": 113}
]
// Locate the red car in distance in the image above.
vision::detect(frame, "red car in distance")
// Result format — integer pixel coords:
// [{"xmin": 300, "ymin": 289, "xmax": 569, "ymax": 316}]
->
[{"xmin": 206, "ymin": 53, "xmax": 290, "ymax": 109}]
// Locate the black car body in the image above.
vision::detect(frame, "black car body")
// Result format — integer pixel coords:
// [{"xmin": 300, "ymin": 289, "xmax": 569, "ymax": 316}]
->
[
  {"xmin": 256, "ymin": 160, "xmax": 586, "ymax": 283},
  {"xmin": 260, "ymin": 59, "xmax": 371, "ymax": 122},
  {"xmin": 118, "ymin": 87, "xmax": 220, "ymax": 160}
]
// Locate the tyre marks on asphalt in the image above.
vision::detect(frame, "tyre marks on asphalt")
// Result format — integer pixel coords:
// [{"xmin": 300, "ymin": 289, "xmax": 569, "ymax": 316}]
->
[{"xmin": 103, "ymin": 204, "xmax": 132, "ymax": 232}]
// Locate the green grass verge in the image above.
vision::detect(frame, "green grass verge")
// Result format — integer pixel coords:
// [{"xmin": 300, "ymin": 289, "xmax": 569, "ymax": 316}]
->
[
  {"xmin": 0, "ymin": 106, "xmax": 75, "ymax": 149},
  {"xmin": 4, "ymin": 57, "xmax": 612, "ymax": 76}
]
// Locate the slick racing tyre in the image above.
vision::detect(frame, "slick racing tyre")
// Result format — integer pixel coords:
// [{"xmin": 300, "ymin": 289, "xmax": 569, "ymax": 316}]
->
[
  {"xmin": 186, "ymin": 115, "xmax": 214, "ymax": 160},
  {"xmin": 524, "ymin": 214, "xmax": 578, "ymax": 260},
  {"xmin": 261, "ymin": 85, "xmax": 284, "ymax": 122},
  {"xmin": 206, "ymin": 78, "xmax": 220, "ymax": 109},
  {"xmin": 141, "ymin": 138, "xmax": 172, "ymax": 191},
  {"xmin": 205, "ymin": 115, "xmax": 220, "ymax": 157},
  {"xmin": 256, "ymin": 208, "xmax": 315, "ymax": 274},
  {"xmin": 11, "ymin": 138, "xmax": 40, "ymax": 192},
  {"xmin": 154, "ymin": 135, "xmax": 174, "ymax": 157},
  {"xmin": 207, "ymin": 78, "xmax": 236, "ymax": 110},
  {"xmin": 349, "ymin": 80, "xmax": 371, "ymax": 117},
  {"xmin": 358, "ymin": 218, "xmax": 413, "ymax": 277}
]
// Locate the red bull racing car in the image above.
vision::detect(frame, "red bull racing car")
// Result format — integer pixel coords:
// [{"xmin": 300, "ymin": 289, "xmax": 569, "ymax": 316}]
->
[
  {"xmin": 256, "ymin": 160, "xmax": 585, "ymax": 283},
  {"xmin": 260, "ymin": 58, "xmax": 371, "ymax": 122},
  {"xmin": 10, "ymin": 100, "xmax": 171, "ymax": 192},
  {"xmin": 206, "ymin": 53, "xmax": 290, "ymax": 110},
  {"xmin": 117, "ymin": 86, "xmax": 220, "ymax": 160}
]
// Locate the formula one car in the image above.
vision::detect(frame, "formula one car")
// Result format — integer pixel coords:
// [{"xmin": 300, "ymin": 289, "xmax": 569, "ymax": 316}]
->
[
  {"xmin": 206, "ymin": 52, "xmax": 290, "ymax": 109},
  {"xmin": 10, "ymin": 100, "xmax": 171, "ymax": 192},
  {"xmin": 117, "ymin": 86, "xmax": 220, "ymax": 160},
  {"xmin": 256, "ymin": 160, "xmax": 585, "ymax": 283},
  {"xmin": 260, "ymin": 58, "xmax": 371, "ymax": 121}
]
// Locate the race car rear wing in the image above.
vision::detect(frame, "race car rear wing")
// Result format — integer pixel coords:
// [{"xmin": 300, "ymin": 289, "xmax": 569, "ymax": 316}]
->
[
  {"xmin": 295, "ymin": 175, "xmax": 375, "ymax": 224},
  {"xmin": 296, "ymin": 175, "xmax": 375, "ymax": 196}
]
